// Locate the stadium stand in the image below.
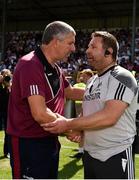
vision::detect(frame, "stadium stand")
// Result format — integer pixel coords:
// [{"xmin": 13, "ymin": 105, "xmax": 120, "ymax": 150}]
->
[{"xmin": 0, "ymin": 29, "xmax": 139, "ymax": 76}]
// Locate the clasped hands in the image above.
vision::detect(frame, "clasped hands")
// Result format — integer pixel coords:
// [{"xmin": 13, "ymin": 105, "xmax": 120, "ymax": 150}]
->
[{"xmin": 41, "ymin": 114, "xmax": 82, "ymax": 143}]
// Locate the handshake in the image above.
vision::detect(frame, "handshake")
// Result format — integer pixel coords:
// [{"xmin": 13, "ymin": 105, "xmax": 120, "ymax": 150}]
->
[{"xmin": 41, "ymin": 113, "xmax": 82, "ymax": 143}]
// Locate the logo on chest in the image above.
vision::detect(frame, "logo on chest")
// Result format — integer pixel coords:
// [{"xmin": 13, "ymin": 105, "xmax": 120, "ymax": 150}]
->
[{"xmin": 84, "ymin": 81, "xmax": 102, "ymax": 101}]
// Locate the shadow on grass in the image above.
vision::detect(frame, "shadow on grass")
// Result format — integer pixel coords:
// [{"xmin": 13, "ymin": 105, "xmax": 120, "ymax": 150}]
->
[{"xmin": 58, "ymin": 158, "xmax": 83, "ymax": 179}]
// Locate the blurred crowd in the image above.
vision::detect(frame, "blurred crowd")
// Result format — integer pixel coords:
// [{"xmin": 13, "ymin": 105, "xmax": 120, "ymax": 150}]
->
[{"xmin": 0, "ymin": 28, "xmax": 139, "ymax": 76}]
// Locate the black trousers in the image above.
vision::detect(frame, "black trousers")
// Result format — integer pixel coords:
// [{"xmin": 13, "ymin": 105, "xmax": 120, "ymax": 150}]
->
[
  {"xmin": 8, "ymin": 135, "xmax": 60, "ymax": 179},
  {"xmin": 83, "ymin": 146, "xmax": 134, "ymax": 179}
]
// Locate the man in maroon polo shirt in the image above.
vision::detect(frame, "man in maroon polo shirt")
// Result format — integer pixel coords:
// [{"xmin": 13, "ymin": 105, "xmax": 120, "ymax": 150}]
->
[{"xmin": 7, "ymin": 21, "xmax": 84, "ymax": 179}]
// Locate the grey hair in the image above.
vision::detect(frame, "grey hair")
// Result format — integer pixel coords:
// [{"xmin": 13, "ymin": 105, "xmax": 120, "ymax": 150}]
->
[{"xmin": 42, "ymin": 21, "xmax": 76, "ymax": 44}]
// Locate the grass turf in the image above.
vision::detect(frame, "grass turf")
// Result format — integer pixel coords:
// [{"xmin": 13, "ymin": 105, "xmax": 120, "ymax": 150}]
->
[{"xmin": 0, "ymin": 131, "xmax": 139, "ymax": 179}]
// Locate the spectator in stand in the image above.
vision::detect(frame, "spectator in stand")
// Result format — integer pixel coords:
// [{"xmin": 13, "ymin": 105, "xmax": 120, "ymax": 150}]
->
[
  {"xmin": 7, "ymin": 21, "xmax": 84, "ymax": 179},
  {"xmin": 2, "ymin": 28, "xmax": 139, "ymax": 79}
]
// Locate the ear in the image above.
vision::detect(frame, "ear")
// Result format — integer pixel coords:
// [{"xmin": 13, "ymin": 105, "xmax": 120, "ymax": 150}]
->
[
  {"xmin": 107, "ymin": 47, "xmax": 113, "ymax": 55},
  {"xmin": 51, "ymin": 37, "xmax": 59, "ymax": 47}
]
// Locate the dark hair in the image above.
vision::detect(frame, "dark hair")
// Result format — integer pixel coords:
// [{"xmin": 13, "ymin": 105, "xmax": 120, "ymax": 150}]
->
[{"xmin": 92, "ymin": 31, "xmax": 119, "ymax": 60}]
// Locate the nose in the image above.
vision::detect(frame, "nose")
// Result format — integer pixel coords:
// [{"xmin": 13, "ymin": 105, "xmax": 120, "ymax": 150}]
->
[
  {"xmin": 71, "ymin": 44, "xmax": 76, "ymax": 52},
  {"xmin": 86, "ymin": 48, "xmax": 90, "ymax": 55}
]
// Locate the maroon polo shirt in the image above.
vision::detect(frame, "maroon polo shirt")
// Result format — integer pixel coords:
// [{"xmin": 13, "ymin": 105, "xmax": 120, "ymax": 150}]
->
[{"xmin": 7, "ymin": 47, "xmax": 69, "ymax": 137}]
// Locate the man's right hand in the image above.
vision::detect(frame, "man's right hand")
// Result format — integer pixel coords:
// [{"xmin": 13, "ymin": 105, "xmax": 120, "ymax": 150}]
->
[{"xmin": 41, "ymin": 117, "xmax": 69, "ymax": 134}]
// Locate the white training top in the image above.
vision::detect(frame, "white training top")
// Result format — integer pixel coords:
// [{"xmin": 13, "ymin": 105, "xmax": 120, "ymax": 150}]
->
[{"xmin": 83, "ymin": 65, "xmax": 138, "ymax": 161}]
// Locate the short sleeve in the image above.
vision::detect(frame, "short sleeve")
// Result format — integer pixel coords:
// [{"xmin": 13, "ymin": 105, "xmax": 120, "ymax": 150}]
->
[
  {"xmin": 19, "ymin": 61, "xmax": 46, "ymax": 99},
  {"xmin": 106, "ymin": 75, "xmax": 136, "ymax": 104}
]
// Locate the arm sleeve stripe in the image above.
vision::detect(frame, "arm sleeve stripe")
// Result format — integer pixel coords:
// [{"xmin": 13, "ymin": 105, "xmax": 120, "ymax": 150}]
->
[
  {"xmin": 30, "ymin": 85, "xmax": 39, "ymax": 95},
  {"xmin": 120, "ymin": 86, "xmax": 126, "ymax": 100},
  {"xmin": 114, "ymin": 83, "xmax": 126, "ymax": 100}
]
